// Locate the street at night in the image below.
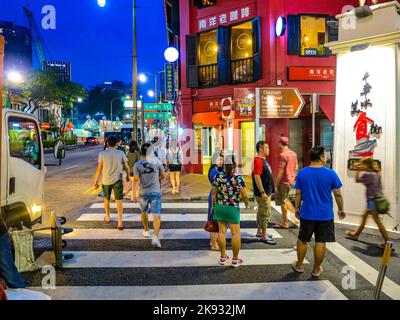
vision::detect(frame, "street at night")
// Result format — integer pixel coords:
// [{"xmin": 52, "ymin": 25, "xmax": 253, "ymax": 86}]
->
[{"xmin": 0, "ymin": 0, "xmax": 400, "ymax": 312}]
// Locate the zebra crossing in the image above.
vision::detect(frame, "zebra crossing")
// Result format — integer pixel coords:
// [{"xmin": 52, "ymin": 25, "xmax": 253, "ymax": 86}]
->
[{"xmin": 28, "ymin": 201, "xmax": 349, "ymax": 300}]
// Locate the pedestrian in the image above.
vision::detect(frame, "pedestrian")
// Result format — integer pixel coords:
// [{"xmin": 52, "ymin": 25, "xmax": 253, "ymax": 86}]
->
[
  {"xmin": 212, "ymin": 154, "xmax": 249, "ymax": 268},
  {"xmin": 345, "ymin": 157, "xmax": 394, "ymax": 250},
  {"xmin": 167, "ymin": 140, "xmax": 183, "ymax": 194},
  {"xmin": 0, "ymin": 216, "xmax": 26, "ymax": 289},
  {"xmin": 274, "ymin": 136, "xmax": 298, "ymax": 229},
  {"xmin": 93, "ymin": 135, "xmax": 131, "ymax": 230},
  {"xmin": 132, "ymin": 143, "xmax": 166, "ymax": 248},
  {"xmin": 252, "ymin": 141, "xmax": 277, "ymax": 245},
  {"xmin": 126, "ymin": 140, "xmax": 141, "ymax": 198},
  {"xmin": 0, "ymin": 277, "xmax": 7, "ymax": 300},
  {"xmin": 292, "ymin": 146, "xmax": 346, "ymax": 277},
  {"xmin": 116, "ymin": 137, "xmax": 126, "ymax": 154},
  {"xmin": 207, "ymin": 152, "xmax": 224, "ymax": 251}
]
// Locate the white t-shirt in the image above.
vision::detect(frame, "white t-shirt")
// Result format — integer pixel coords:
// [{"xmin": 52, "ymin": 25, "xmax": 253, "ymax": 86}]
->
[{"xmin": 98, "ymin": 148, "xmax": 128, "ymax": 185}]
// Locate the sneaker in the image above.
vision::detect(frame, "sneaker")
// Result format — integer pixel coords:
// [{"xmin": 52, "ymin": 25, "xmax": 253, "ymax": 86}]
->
[
  {"xmin": 260, "ymin": 237, "xmax": 277, "ymax": 245},
  {"xmin": 219, "ymin": 255, "xmax": 230, "ymax": 266},
  {"xmin": 232, "ymin": 258, "xmax": 244, "ymax": 268},
  {"xmin": 142, "ymin": 230, "xmax": 150, "ymax": 238},
  {"xmin": 152, "ymin": 237, "xmax": 162, "ymax": 248}
]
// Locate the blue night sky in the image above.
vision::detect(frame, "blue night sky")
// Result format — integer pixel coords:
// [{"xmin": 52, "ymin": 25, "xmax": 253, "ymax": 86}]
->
[{"xmin": 0, "ymin": 0, "xmax": 167, "ymax": 94}]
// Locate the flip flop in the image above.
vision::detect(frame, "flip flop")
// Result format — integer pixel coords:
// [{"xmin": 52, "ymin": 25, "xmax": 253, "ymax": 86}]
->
[
  {"xmin": 291, "ymin": 262, "xmax": 305, "ymax": 274},
  {"xmin": 377, "ymin": 243, "xmax": 395, "ymax": 252},
  {"xmin": 273, "ymin": 223, "xmax": 290, "ymax": 229},
  {"xmin": 104, "ymin": 217, "xmax": 111, "ymax": 224},
  {"xmin": 312, "ymin": 266, "xmax": 324, "ymax": 278},
  {"xmin": 345, "ymin": 230, "xmax": 359, "ymax": 241}
]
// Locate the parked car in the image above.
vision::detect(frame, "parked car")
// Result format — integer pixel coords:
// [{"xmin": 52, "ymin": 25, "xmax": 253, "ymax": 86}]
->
[{"xmin": 85, "ymin": 136, "xmax": 99, "ymax": 145}]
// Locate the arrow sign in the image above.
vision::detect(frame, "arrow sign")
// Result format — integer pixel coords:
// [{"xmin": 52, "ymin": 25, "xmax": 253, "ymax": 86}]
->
[{"xmin": 258, "ymin": 88, "xmax": 305, "ymax": 118}]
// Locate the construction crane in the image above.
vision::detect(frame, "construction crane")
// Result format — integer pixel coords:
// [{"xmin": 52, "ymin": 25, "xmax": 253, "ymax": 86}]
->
[{"xmin": 23, "ymin": 6, "xmax": 52, "ymax": 67}]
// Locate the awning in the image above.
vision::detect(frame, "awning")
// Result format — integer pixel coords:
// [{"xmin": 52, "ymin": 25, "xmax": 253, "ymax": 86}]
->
[{"xmin": 319, "ymin": 95, "xmax": 335, "ymax": 124}]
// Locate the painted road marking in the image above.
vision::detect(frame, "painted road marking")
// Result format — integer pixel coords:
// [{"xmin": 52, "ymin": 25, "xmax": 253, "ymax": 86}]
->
[
  {"xmin": 29, "ymin": 281, "xmax": 347, "ymax": 300},
  {"xmin": 62, "ymin": 228, "xmax": 282, "ymax": 240},
  {"xmin": 36, "ymin": 249, "xmax": 304, "ymax": 268},
  {"xmin": 89, "ymin": 202, "xmax": 251, "ymax": 209},
  {"xmin": 77, "ymin": 213, "xmax": 257, "ymax": 222},
  {"xmin": 272, "ymin": 203, "xmax": 400, "ymax": 300},
  {"xmin": 65, "ymin": 165, "xmax": 79, "ymax": 170}
]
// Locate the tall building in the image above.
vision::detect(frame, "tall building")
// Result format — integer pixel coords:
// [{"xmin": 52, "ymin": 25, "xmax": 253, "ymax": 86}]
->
[
  {"xmin": 0, "ymin": 21, "xmax": 32, "ymax": 75},
  {"xmin": 42, "ymin": 60, "xmax": 71, "ymax": 82},
  {"xmin": 166, "ymin": 0, "xmax": 366, "ymax": 175}
]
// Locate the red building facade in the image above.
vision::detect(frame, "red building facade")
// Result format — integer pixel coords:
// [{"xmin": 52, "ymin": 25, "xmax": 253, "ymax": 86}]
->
[{"xmin": 175, "ymin": 0, "xmax": 359, "ymax": 175}]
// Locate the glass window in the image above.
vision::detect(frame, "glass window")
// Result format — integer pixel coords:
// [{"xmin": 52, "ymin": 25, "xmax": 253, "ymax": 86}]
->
[
  {"xmin": 8, "ymin": 117, "xmax": 41, "ymax": 170},
  {"xmin": 195, "ymin": 0, "xmax": 217, "ymax": 9},
  {"xmin": 231, "ymin": 21, "xmax": 253, "ymax": 61},
  {"xmin": 300, "ymin": 16, "xmax": 327, "ymax": 57},
  {"xmin": 199, "ymin": 30, "xmax": 217, "ymax": 66}
]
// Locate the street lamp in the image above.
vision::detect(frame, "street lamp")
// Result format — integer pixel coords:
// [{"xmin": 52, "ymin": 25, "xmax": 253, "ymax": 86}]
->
[
  {"xmin": 147, "ymin": 89, "xmax": 155, "ymax": 98},
  {"xmin": 138, "ymin": 73, "xmax": 147, "ymax": 83},
  {"xmin": 7, "ymin": 70, "xmax": 24, "ymax": 84},
  {"xmin": 164, "ymin": 47, "xmax": 179, "ymax": 63},
  {"xmin": 139, "ymin": 71, "xmax": 160, "ymax": 102},
  {"xmin": 97, "ymin": 0, "xmax": 106, "ymax": 7}
]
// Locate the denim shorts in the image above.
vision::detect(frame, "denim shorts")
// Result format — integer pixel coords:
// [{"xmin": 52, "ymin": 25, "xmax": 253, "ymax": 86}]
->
[
  {"xmin": 367, "ymin": 199, "xmax": 376, "ymax": 211},
  {"xmin": 139, "ymin": 193, "xmax": 162, "ymax": 214}
]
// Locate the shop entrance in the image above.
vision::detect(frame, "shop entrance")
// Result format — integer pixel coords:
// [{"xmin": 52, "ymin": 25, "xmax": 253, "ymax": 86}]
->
[{"xmin": 240, "ymin": 121, "xmax": 255, "ymax": 175}]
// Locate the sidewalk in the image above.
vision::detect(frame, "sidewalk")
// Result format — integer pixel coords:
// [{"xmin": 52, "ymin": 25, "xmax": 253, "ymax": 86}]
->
[{"xmin": 161, "ymin": 173, "xmax": 253, "ymax": 201}]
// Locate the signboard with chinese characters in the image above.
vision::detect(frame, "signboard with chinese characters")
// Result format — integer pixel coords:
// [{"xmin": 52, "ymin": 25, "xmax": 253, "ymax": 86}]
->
[
  {"xmin": 193, "ymin": 99, "xmax": 222, "ymax": 113},
  {"xmin": 233, "ymin": 88, "xmax": 255, "ymax": 119},
  {"xmin": 258, "ymin": 88, "xmax": 305, "ymax": 119},
  {"xmin": 144, "ymin": 112, "xmax": 172, "ymax": 120},
  {"xmin": 288, "ymin": 67, "xmax": 336, "ymax": 81},
  {"xmin": 164, "ymin": 63, "xmax": 175, "ymax": 102},
  {"xmin": 196, "ymin": 4, "xmax": 256, "ymax": 32}
]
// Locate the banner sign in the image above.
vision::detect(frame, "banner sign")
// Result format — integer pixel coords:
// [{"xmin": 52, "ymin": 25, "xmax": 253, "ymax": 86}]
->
[
  {"xmin": 288, "ymin": 66, "xmax": 336, "ymax": 81},
  {"xmin": 258, "ymin": 88, "xmax": 305, "ymax": 118},
  {"xmin": 165, "ymin": 63, "xmax": 175, "ymax": 102}
]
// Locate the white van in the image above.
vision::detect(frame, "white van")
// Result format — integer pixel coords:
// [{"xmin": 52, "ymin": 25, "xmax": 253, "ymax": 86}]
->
[{"xmin": 1, "ymin": 109, "xmax": 44, "ymax": 229}]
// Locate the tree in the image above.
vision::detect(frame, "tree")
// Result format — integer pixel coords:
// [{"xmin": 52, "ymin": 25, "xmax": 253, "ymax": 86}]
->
[
  {"xmin": 24, "ymin": 70, "xmax": 86, "ymax": 137},
  {"xmin": 78, "ymin": 86, "xmax": 125, "ymax": 119}
]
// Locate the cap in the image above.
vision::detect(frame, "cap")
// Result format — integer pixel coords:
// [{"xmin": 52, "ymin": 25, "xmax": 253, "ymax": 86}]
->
[{"xmin": 279, "ymin": 136, "xmax": 289, "ymax": 145}]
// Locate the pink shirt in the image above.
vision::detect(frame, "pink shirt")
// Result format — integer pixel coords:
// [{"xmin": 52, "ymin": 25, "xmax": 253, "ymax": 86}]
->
[{"xmin": 279, "ymin": 149, "xmax": 298, "ymax": 185}]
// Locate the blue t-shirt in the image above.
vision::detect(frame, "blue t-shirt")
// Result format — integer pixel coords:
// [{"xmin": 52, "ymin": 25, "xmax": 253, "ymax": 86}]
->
[{"xmin": 295, "ymin": 167, "xmax": 342, "ymax": 221}]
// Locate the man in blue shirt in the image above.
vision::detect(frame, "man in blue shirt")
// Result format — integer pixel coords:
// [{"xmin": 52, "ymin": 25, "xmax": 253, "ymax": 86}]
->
[{"xmin": 292, "ymin": 146, "xmax": 346, "ymax": 278}]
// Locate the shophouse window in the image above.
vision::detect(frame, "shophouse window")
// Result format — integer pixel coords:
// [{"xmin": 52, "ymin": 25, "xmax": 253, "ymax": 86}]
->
[
  {"xmin": 287, "ymin": 15, "xmax": 338, "ymax": 56},
  {"xmin": 231, "ymin": 21, "xmax": 254, "ymax": 84},
  {"xmin": 194, "ymin": 0, "xmax": 217, "ymax": 9},
  {"xmin": 198, "ymin": 30, "xmax": 218, "ymax": 87},
  {"xmin": 301, "ymin": 16, "xmax": 327, "ymax": 56}
]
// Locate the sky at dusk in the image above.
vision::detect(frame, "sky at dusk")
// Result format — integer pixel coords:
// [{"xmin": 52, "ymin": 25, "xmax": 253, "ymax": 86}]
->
[{"xmin": 0, "ymin": 0, "xmax": 168, "ymax": 95}]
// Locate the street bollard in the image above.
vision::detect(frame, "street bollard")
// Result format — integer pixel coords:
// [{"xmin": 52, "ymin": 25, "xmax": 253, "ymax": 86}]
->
[
  {"xmin": 372, "ymin": 241, "xmax": 393, "ymax": 300},
  {"xmin": 50, "ymin": 211, "xmax": 73, "ymax": 269}
]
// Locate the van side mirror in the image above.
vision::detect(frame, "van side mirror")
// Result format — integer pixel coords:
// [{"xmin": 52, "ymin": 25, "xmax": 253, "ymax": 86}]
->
[{"xmin": 54, "ymin": 140, "xmax": 66, "ymax": 159}]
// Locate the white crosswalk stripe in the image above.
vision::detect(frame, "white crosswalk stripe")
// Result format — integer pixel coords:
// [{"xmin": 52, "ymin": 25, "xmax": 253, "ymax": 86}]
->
[
  {"xmin": 77, "ymin": 213, "xmax": 257, "ymax": 222},
  {"xmin": 28, "ymin": 201, "xmax": 351, "ymax": 300},
  {"xmin": 62, "ymin": 228, "xmax": 283, "ymax": 240}
]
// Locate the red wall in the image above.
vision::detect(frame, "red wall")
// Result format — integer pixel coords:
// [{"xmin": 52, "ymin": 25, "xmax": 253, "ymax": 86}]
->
[{"xmin": 178, "ymin": 0, "xmax": 360, "ymax": 173}]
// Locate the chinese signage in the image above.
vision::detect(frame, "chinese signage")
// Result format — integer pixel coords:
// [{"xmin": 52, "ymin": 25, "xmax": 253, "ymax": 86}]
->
[
  {"xmin": 288, "ymin": 67, "xmax": 336, "ymax": 81},
  {"xmin": 193, "ymin": 99, "xmax": 222, "ymax": 113},
  {"xmin": 233, "ymin": 88, "xmax": 255, "ymax": 118},
  {"xmin": 144, "ymin": 103, "xmax": 173, "ymax": 112},
  {"xmin": 348, "ymin": 72, "xmax": 382, "ymax": 170},
  {"xmin": 144, "ymin": 112, "xmax": 172, "ymax": 120},
  {"xmin": 197, "ymin": 4, "xmax": 255, "ymax": 32},
  {"xmin": 165, "ymin": 63, "xmax": 175, "ymax": 102},
  {"xmin": 258, "ymin": 88, "xmax": 305, "ymax": 118}
]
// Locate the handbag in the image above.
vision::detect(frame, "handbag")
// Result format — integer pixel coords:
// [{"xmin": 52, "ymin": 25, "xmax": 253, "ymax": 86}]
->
[
  {"xmin": 204, "ymin": 207, "xmax": 219, "ymax": 233},
  {"xmin": 374, "ymin": 196, "xmax": 390, "ymax": 215}
]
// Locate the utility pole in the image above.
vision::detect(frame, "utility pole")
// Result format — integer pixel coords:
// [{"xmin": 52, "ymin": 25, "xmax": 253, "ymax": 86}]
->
[{"xmin": 132, "ymin": 0, "xmax": 138, "ymax": 141}]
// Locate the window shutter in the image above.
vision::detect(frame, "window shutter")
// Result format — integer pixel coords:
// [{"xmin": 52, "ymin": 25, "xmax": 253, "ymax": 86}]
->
[
  {"xmin": 287, "ymin": 15, "xmax": 300, "ymax": 55},
  {"xmin": 252, "ymin": 16, "xmax": 262, "ymax": 81},
  {"xmin": 217, "ymin": 26, "xmax": 231, "ymax": 85},
  {"xmin": 186, "ymin": 35, "xmax": 199, "ymax": 88},
  {"xmin": 327, "ymin": 16, "xmax": 339, "ymax": 42},
  {"xmin": 326, "ymin": 16, "xmax": 339, "ymax": 56}
]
